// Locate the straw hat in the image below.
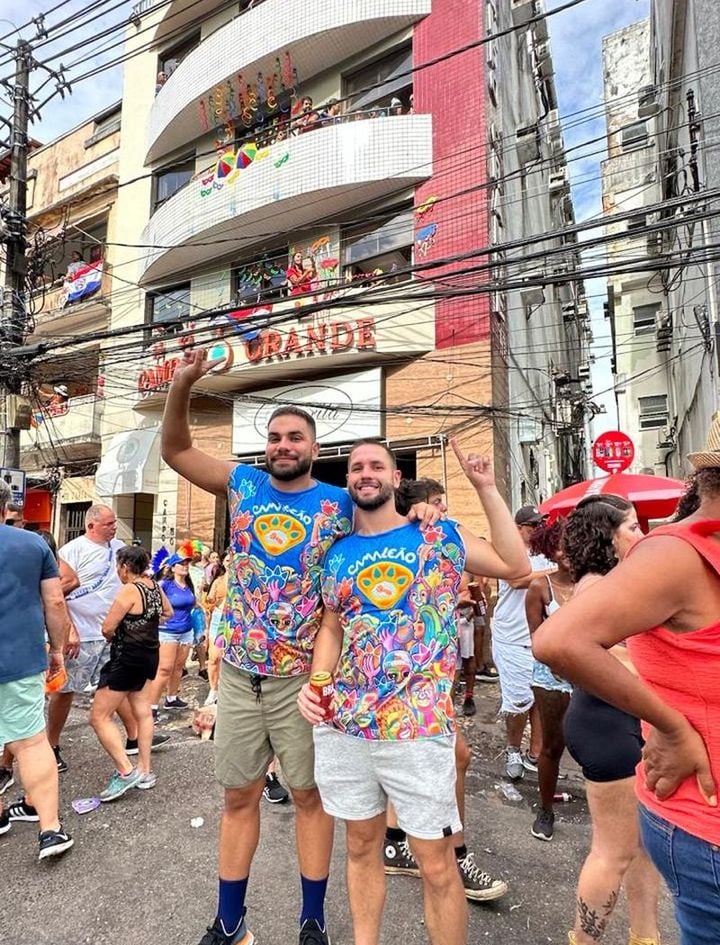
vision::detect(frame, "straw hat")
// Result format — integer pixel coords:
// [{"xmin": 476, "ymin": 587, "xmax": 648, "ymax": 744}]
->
[{"xmin": 688, "ymin": 411, "xmax": 720, "ymax": 470}]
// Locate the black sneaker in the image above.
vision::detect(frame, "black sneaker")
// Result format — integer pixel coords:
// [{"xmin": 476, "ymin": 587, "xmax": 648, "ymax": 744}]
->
[
  {"xmin": 53, "ymin": 746, "xmax": 68, "ymax": 773},
  {"xmin": 38, "ymin": 825, "xmax": 74, "ymax": 860},
  {"xmin": 125, "ymin": 733, "xmax": 171, "ymax": 756},
  {"xmin": 164, "ymin": 697, "xmax": 189, "ymax": 710},
  {"xmin": 531, "ymin": 808, "xmax": 555, "ymax": 842},
  {"xmin": 299, "ymin": 918, "xmax": 330, "ymax": 945},
  {"xmin": 462, "ymin": 697, "xmax": 476, "ymax": 717},
  {"xmin": 0, "ymin": 810, "xmax": 10, "ymax": 835},
  {"xmin": 457, "ymin": 852, "xmax": 508, "ymax": 901},
  {"xmin": 7, "ymin": 798, "xmax": 38, "ymax": 822},
  {"xmin": 0, "ymin": 767, "xmax": 14, "ymax": 795},
  {"xmin": 384, "ymin": 836, "xmax": 420, "ymax": 876},
  {"xmin": 197, "ymin": 914, "xmax": 254, "ymax": 945},
  {"xmin": 263, "ymin": 772, "xmax": 289, "ymax": 803}
]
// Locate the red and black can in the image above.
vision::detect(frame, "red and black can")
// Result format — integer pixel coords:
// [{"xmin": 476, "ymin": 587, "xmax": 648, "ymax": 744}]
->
[{"xmin": 310, "ymin": 671, "xmax": 334, "ymax": 720}]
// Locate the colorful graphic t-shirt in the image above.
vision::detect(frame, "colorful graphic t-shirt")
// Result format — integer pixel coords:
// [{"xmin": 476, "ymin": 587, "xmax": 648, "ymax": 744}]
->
[
  {"xmin": 219, "ymin": 464, "xmax": 353, "ymax": 676},
  {"xmin": 322, "ymin": 520, "xmax": 467, "ymax": 740}
]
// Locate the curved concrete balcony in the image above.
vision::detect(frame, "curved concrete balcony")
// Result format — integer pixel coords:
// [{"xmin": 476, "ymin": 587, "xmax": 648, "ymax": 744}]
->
[
  {"xmin": 139, "ymin": 114, "xmax": 432, "ymax": 285},
  {"xmin": 146, "ymin": 0, "xmax": 430, "ymax": 164}
]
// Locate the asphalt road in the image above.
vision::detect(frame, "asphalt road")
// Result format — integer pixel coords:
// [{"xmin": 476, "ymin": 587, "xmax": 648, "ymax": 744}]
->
[{"xmin": 1, "ymin": 679, "xmax": 678, "ymax": 945}]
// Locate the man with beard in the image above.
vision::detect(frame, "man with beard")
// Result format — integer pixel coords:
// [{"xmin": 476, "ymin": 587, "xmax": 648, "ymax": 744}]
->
[
  {"xmin": 161, "ymin": 349, "xmax": 355, "ymax": 945},
  {"xmin": 298, "ymin": 439, "xmax": 530, "ymax": 945}
]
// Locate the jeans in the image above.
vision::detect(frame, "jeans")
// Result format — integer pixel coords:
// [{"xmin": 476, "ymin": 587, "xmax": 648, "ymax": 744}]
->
[{"xmin": 639, "ymin": 804, "xmax": 720, "ymax": 944}]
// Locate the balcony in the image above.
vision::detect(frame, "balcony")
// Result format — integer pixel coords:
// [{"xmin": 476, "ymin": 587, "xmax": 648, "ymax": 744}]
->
[
  {"xmin": 134, "ymin": 281, "xmax": 435, "ymax": 405},
  {"xmin": 140, "ymin": 114, "xmax": 432, "ymax": 284},
  {"xmin": 20, "ymin": 395, "xmax": 104, "ymax": 465},
  {"xmin": 146, "ymin": 0, "xmax": 430, "ymax": 164},
  {"xmin": 30, "ymin": 265, "xmax": 112, "ymax": 339}
]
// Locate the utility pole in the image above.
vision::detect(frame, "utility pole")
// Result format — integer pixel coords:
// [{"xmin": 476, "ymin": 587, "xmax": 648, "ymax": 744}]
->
[{"xmin": 1, "ymin": 40, "xmax": 31, "ymax": 469}]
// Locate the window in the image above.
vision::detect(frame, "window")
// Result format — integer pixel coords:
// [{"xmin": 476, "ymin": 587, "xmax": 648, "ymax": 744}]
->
[
  {"xmin": 84, "ymin": 106, "xmax": 121, "ymax": 148},
  {"xmin": 147, "ymin": 283, "xmax": 191, "ymax": 335},
  {"xmin": 343, "ymin": 205, "xmax": 413, "ymax": 284},
  {"xmin": 637, "ymin": 393, "xmax": 668, "ymax": 430},
  {"xmin": 65, "ymin": 502, "xmax": 91, "ymax": 543},
  {"xmin": 344, "ymin": 44, "xmax": 412, "ymax": 114},
  {"xmin": 152, "ymin": 157, "xmax": 194, "ymax": 212},
  {"xmin": 632, "ymin": 303, "xmax": 660, "ymax": 335},
  {"xmin": 233, "ymin": 249, "xmax": 289, "ymax": 304},
  {"xmin": 159, "ymin": 33, "xmax": 200, "ymax": 77}
]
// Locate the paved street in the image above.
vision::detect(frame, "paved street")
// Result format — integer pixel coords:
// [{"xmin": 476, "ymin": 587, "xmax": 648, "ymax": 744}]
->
[{"xmin": 2, "ymin": 679, "xmax": 678, "ymax": 945}]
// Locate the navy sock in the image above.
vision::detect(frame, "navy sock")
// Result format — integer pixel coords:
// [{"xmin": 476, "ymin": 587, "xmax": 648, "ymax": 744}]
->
[
  {"xmin": 454, "ymin": 843, "xmax": 467, "ymax": 861},
  {"xmin": 300, "ymin": 874, "xmax": 328, "ymax": 928},
  {"xmin": 217, "ymin": 877, "xmax": 248, "ymax": 936}
]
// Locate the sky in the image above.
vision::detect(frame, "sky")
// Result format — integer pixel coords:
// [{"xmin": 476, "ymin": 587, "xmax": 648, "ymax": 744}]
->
[{"xmin": 0, "ymin": 0, "xmax": 650, "ymax": 438}]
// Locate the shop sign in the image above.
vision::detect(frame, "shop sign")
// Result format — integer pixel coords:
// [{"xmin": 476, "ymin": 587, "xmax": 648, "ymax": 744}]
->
[
  {"xmin": 232, "ymin": 367, "xmax": 382, "ymax": 455},
  {"xmin": 243, "ymin": 317, "xmax": 376, "ymax": 364}
]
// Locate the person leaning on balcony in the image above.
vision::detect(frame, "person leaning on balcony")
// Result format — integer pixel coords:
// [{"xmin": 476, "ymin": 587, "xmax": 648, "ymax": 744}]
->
[
  {"xmin": 155, "ymin": 71, "xmax": 167, "ymax": 94},
  {"xmin": 295, "ymin": 96, "xmax": 319, "ymax": 134}
]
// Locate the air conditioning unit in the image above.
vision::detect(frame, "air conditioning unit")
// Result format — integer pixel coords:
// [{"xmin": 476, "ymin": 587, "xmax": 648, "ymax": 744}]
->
[
  {"xmin": 647, "ymin": 232, "xmax": 663, "ymax": 257},
  {"xmin": 511, "ymin": 0, "xmax": 534, "ymax": 27},
  {"xmin": 621, "ymin": 121, "xmax": 649, "ymax": 150},
  {"xmin": 546, "ymin": 108, "xmax": 562, "ymax": 146},
  {"xmin": 533, "ymin": 0, "xmax": 549, "ymax": 40},
  {"xmin": 562, "ymin": 302, "xmax": 577, "ymax": 323},
  {"xmin": 638, "ymin": 84, "xmax": 660, "ymax": 118},
  {"xmin": 548, "ymin": 169, "xmax": 569, "ymax": 197},
  {"xmin": 535, "ymin": 41, "xmax": 553, "ymax": 79},
  {"xmin": 577, "ymin": 298, "xmax": 589, "ymax": 320},
  {"xmin": 577, "ymin": 362, "xmax": 591, "ymax": 381},
  {"xmin": 516, "ymin": 124, "xmax": 540, "ymax": 165},
  {"xmin": 656, "ymin": 312, "xmax": 673, "ymax": 353}
]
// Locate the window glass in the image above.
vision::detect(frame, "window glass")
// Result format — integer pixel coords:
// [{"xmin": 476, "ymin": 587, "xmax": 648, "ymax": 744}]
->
[{"xmin": 344, "ymin": 45, "xmax": 412, "ymax": 114}]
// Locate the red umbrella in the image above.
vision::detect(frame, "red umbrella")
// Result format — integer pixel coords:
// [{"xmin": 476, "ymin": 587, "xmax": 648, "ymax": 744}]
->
[{"xmin": 540, "ymin": 472, "xmax": 687, "ymax": 523}]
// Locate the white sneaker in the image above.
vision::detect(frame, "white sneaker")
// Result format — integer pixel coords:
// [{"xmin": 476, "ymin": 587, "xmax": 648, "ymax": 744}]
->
[
  {"xmin": 136, "ymin": 771, "xmax": 157, "ymax": 791},
  {"xmin": 505, "ymin": 748, "xmax": 525, "ymax": 780},
  {"xmin": 204, "ymin": 689, "xmax": 217, "ymax": 706}
]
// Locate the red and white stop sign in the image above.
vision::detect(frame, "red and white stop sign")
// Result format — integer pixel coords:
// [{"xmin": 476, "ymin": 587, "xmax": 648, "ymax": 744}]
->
[{"xmin": 592, "ymin": 431, "xmax": 635, "ymax": 474}]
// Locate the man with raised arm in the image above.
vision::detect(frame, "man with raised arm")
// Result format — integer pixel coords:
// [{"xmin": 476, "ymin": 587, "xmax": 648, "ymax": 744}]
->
[
  {"xmin": 161, "ymin": 349, "xmax": 356, "ymax": 945},
  {"xmin": 298, "ymin": 439, "xmax": 530, "ymax": 945}
]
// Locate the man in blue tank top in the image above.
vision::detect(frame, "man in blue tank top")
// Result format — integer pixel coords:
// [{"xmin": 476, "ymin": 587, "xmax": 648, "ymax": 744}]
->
[
  {"xmin": 298, "ymin": 439, "xmax": 530, "ymax": 945},
  {"xmin": 162, "ymin": 349, "xmax": 356, "ymax": 945}
]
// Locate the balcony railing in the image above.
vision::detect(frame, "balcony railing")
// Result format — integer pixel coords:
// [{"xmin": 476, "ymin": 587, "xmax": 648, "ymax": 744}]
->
[
  {"xmin": 20, "ymin": 395, "xmax": 103, "ymax": 454},
  {"xmin": 140, "ymin": 114, "xmax": 432, "ymax": 284},
  {"xmin": 31, "ymin": 264, "xmax": 112, "ymax": 334},
  {"xmin": 146, "ymin": 0, "xmax": 430, "ymax": 163}
]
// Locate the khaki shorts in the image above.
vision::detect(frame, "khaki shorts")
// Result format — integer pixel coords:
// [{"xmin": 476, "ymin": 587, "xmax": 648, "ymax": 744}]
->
[{"xmin": 215, "ymin": 662, "xmax": 315, "ymax": 791}]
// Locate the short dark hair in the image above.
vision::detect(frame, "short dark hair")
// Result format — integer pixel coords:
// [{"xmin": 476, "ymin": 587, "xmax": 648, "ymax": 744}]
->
[
  {"xmin": 395, "ymin": 478, "xmax": 444, "ymax": 514},
  {"xmin": 116, "ymin": 545, "xmax": 150, "ymax": 575},
  {"xmin": 348, "ymin": 439, "xmax": 397, "ymax": 470},
  {"xmin": 268, "ymin": 405, "xmax": 316, "ymax": 439},
  {"xmin": 529, "ymin": 518, "xmax": 565, "ymax": 559},
  {"xmin": 563, "ymin": 495, "xmax": 634, "ymax": 581}
]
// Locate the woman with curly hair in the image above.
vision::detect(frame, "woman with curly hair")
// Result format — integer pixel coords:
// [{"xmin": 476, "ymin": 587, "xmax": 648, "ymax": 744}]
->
[
  {"xmin": 536, "ymin": 417, "xmax": 720, "ymax": 944},
  {"xmin": 542, "ymin": 495, "xmax": 661, "ymax": 945},
  {"xmin": 526, "ymin": 518, "xmax": 574, "ymax": 842}
]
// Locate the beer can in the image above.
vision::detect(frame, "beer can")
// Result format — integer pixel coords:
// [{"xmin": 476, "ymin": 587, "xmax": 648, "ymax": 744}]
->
[{"xmin": 310, "ymin": 671, "xmax": 334, "ymax": 720}]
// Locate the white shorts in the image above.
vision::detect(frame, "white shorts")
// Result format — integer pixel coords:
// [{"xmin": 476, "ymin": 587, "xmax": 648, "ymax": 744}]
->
[
  {"xmin": 492, "ymin": 639, "xmax": 534, "ymax": 716},
  {"xmin": 313, "ymin": 725, "xmax": 461, "ymax": 840},
  {"xmin": 458, "ymin": 614, "xmax": 474, "ymax": 660}
]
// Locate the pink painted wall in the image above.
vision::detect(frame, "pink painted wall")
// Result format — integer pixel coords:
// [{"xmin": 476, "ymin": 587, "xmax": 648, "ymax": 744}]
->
[{"xmin": 413, "ymin": 0, "xmax": 490, "ymax": 348}]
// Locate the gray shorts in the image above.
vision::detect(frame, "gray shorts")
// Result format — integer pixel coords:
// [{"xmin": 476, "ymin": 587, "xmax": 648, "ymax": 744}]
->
[
  {"xmin": 61, "ymin": 640, "xmax": 111, "ymax": 694},
  {"xmin": 215, "ymin": 663, "xmax": 315, "ymax": 791},
  {"xmin": 458, "ymin": 614, "xmax": 474, "ymax": 660},
  {"xmin": 313, "ymin": 726, "xmax": 461, "ymax": 840}
]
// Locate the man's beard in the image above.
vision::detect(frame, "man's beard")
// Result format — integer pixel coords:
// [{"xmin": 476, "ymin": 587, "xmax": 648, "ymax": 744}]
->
[
  {"xmin": 267, "ymin": 453, "xmax": 313, "ymax": 482},
  {"xmin": 349, "ymin": 481, "xmax": 395, "ymax": 510}
]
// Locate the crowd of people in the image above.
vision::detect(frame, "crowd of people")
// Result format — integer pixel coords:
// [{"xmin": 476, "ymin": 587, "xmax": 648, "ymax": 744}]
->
[{"xmin": 1, "ymin": 348, "xmax": 719, "ymax": 945}]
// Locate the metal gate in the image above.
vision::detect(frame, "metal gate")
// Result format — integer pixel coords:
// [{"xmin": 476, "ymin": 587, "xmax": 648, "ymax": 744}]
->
[{"xmin": 65, "ymin": 502, "xmax": 91, "ymax": 543}]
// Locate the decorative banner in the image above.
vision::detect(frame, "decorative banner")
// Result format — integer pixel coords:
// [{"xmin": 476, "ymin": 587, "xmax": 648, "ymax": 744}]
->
[
  {"xmin": 415, "ymin": 224, "xmax": 438, "ymax": 257},
  {"xmin": 592, "ymin": 431, "xmax": 635, "ymax": 474}
]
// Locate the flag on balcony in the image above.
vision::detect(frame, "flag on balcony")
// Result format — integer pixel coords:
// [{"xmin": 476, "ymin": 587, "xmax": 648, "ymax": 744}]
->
[{"xmin": 64, "ymin": 261, "xmax": 103, "ymax": 304}]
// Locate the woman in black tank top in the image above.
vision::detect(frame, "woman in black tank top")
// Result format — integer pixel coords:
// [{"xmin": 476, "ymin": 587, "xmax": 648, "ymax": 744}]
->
[{"xmin": 89, "ymin": 547, "xmax": 173, "ymax": 801}]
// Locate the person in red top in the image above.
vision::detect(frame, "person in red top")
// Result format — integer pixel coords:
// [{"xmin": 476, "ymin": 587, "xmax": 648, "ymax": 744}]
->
[{"xmin": 535, "ymin": 413, "xmax": 720, "ymax": 945}]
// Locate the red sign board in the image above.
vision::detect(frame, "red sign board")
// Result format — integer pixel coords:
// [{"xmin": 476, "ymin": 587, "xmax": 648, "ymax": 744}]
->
[{"xmin": 592, "ymin": 431, "xmax": 635, "ymax": 473}]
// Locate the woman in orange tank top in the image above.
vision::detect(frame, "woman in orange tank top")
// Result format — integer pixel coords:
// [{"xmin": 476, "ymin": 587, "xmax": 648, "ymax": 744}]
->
[{"xmin": 535, "ymin": 416, "xmax": 720, "ymax": 945}]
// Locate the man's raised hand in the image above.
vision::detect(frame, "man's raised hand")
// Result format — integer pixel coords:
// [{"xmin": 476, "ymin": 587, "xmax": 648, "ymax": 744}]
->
[
  {"xmin": 450, "ymin": 437, "xmax": 496, "ymax": 492},
  {"xmin": 171, "ymin": 348, "xmax": 224, "ymax": 388}
]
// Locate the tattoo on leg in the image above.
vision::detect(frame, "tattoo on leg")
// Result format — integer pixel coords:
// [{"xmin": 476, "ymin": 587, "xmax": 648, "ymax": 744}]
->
[{"xmin": 576, "ymin": 893, "xmax": 615, "ymax": 940}]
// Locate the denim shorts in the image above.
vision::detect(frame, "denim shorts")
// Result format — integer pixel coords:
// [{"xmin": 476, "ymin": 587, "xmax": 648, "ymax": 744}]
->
[
  {"xmin": 61, "ymin": 640, "xmax": 111, "ymax": 694},
  {"xmin": 313, "ymin": 725, "xmax": 461, "ymax": 840},
  {"xmin": 640, "ymin": 804, "xmax": 720, "ymax": 944},
  {"xmin": 158, "ymin": 629, "xmax": 193, "ymax": 645},
  {"xmin": 532, "ymin": 659, "xmax": 572, "ymax": 694},
  {"xmin": 0, "ymin": 673, "xmax": 46, "ymax": 745}
]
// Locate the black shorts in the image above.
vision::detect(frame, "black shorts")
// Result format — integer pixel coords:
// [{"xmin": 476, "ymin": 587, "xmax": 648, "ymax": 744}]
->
[
  {"xmin": 97, "ymin": 646, "xmax": 159, "ymax": 693},
  {"xmin": 564, "ymin": 688, "xmax": 643, "ymax": 783}
]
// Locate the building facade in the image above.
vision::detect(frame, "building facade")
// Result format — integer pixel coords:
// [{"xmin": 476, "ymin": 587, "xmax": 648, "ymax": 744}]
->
[
  {"xmin": 94, "ymin": 0, "xmax": 584, "ymax": 550},
  {"xmin": 602, "ymin": 11, "xmax": 718, "ymax": 476},
  {"xmin": 0, "ymin": 104, "xmax": 120, "ymax": 536}
]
